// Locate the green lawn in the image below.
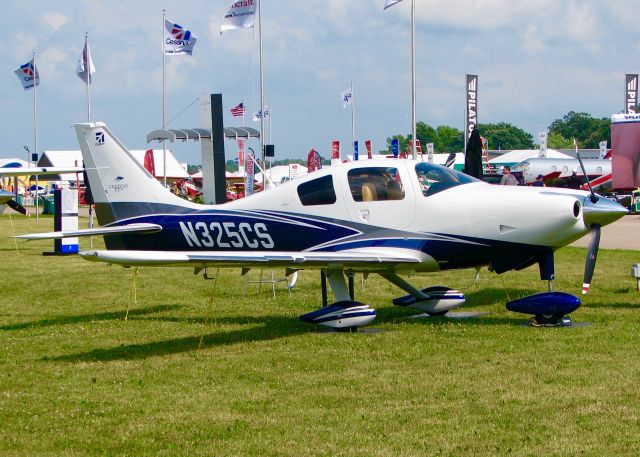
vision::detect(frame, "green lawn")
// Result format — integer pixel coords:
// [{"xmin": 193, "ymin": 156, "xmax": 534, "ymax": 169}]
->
[{"xmin": 1, "ymin": 214, "xmax": 639, "ymax": 456}]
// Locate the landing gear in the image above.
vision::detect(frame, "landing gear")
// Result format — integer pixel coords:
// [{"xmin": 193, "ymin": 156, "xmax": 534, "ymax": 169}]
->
[
  {"xmin": 382, "ymin": 273, "xmax": 465, "ymax": 315},
  {"xmin": 300, "ymin": 270, "xmax": 465, "ymax": 330},
  {"xmin": 300, "ymin": 269, "xmax": 375, "ymax": 331},
  {"xmin": 528, "ymin": 314, "xmax": 573, "ymax": 327}
]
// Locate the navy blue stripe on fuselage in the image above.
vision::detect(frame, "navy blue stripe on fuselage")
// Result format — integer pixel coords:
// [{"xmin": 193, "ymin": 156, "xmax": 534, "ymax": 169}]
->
[{"xmin": 102, "ymin": 208, "xmax": 552, "ymax": 274}]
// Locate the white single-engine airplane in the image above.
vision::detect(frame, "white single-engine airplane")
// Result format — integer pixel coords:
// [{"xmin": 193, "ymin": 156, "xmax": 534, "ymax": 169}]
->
[{"xmin": 20, "ymin": 123, "xmax": 628, "ymax": 328}]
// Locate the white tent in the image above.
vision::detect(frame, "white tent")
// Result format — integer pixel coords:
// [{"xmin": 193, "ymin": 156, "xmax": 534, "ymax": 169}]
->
[
  {"xmin": 128, "ymin": 149, "xmax": 189, "ymax": 179},
  {"xmin": 255, "ymin": 164, "xmax": 308, "ymax": 186},
  {"xmin": 38, "ymin": 149, "xmax": 188, "ymax": 184}
]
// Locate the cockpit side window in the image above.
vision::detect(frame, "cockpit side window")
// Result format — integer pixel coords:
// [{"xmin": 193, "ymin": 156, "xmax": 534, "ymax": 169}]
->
[
  {"xmin": 297, "ymin": 175, "xmax": 336, "ymax": 206},
  {"xmin": 415, "ymin": 162, "xmax": 480, "ymax": 197},
  {"xmin": 347, "ymin": 167, "xmax": 405, "ymax": 202}
]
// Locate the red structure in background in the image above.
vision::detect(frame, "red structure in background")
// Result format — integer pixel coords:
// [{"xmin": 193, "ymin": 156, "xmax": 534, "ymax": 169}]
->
[{"xmin": 612, "ymin": 114, "xmax": 640, "ymax": 190}]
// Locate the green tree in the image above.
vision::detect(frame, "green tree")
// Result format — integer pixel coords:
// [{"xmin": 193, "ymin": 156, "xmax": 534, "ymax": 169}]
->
[
  {"xmin": 478, "ymin": 122, "xmax": 534, "ymax": 150},
  {"xmin": 548, "ymin": 111, "xmax": 610, "ymax": 148},
  {"xmin": 415, "ymin": 122, "xmax": 438, "ymax": 150},
  {"xmin": 385, "ymin": 134, "xmax": 408, "ymax": 155},
  {"xmin": 547, "ymin": 131, "xmax": 574, "ymax": 149},
  {"xmin": 436, "ymin": 125, "xmax": 464, "ymax": 152}
]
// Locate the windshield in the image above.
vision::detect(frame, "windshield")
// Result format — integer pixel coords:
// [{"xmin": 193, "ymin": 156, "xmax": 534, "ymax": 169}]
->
[{"xmin": 415, "ymin": 162, "xmax": 480, "ymax": 197}]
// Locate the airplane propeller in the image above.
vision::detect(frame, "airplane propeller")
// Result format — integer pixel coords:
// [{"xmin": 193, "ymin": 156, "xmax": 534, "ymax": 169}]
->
[
  {"xmin": 575, "ymin": 149, "xmax": 614, "ymax": 295},
  {"xmin": 5, "ymin": 199, "xmax": 29, "ymax": 216},
  {"xmin": 582, "ymin": 224, "xmax": 600, "ymax": 294},
  {"xmin": 576, "ymin": 148, "xmax": 600, "ymax": 295}
]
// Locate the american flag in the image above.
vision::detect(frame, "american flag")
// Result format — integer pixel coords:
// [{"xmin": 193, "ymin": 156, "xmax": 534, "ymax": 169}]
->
[{"xmin": 230, "ymin": 102, "xmax": 245, "ymax": 117}]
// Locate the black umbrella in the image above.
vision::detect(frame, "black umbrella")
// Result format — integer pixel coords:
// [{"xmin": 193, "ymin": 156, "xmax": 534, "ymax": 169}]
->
[{"xmin": 464, "ymin": 126, "xmax": 483, "ymax": 179}]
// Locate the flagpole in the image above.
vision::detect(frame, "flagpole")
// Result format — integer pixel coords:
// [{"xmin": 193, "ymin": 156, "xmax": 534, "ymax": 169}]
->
[
  {"xmin": 410, "ymin": 0, "xmax": 416, "ymax": 160},
  {"xmin": 33, "ymin": 51, "xmax": 39, "ymax": 221},
  {"xmin": 258, "ymin": 0, "xmax": 265, "ymax": 176},
  {"xmin": 351, "ymin": 81, "xmax": 355, "ymax": 157},
  {"xmin": 85, "ymin": 33, "xmax": 91, "ymax": 122},
  {"xmin": 269, "ymin": 100, "xmax": 272, "ymax": 145},
  {"xmin": 162, "ymin": 9, "xmax": 167, "ymax": 188}
]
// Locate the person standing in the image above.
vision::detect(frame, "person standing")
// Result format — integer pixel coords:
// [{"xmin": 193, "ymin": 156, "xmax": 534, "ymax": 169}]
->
[
  {"xmin": 500, "ymin": 166, "xmax": 518, "ymax": 185},
  {"xmin": 532, "ymin": 174, "xmax": 546, "ymax": 187},
  {"xmin": 567, "ymin": 169, "xmax": 583, "ymax": 189}
]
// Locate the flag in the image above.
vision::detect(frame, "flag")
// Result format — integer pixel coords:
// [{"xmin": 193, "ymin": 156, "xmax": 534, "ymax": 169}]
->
[
  {"xmin": 383, "ymin": 0, "xmax": 403, "ymax": 10},
  {"xmin": 365, "ymin": 140, "xmax": 373, "ymax": 159},
  {"xmin": 221, "ymin": 0, "xmax": 257, "ymax": 33},
  {"xmin": 340, "ymin": 88, "xmax": 352, "ymax": 108},
  {"xmin": 164, "ymin": 19, "xmax": 197, "ymax": 55},
  {"xmin": 143, "ymin": 149, "xmax": 156, "ymax": 177},
  {"xmin": 252, "ymin": 106, "xmax": 270, "ymax": 121},
  {"xmin": 332, "ymin": 141, "xmax": 340, "ymax": 160},
  {"xmin": 245, "ymin": 148, "xmax": 255, "ymax": 196},
  {"xmin": 445, "ymin": 153, "xmax": 456, "ymax": 168},
  {"xmin": 599, "ymin": 141, "xmax": 609, "ymax": 159},
  {"xmin": 76, "ymin": 39, "xmax": 96, "ymax": 84},
  {"xmin": 307, "ymin": 149, "xmax": 322, "ymax": 172},
  {"xmin": 230, "ymin": 102, "xmax": 245, "ymax": 117},
  {"xmin": 14, "ymin": 58, "xmax": 39, "ymax": 90}
]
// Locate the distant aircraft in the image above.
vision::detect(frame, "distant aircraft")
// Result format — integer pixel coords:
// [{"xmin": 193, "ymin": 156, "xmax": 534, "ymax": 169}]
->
[
  {"xmin": 511, "ymin": 158, "xmax": 611, "ymax": 185},
  {"xmin": 0, "ymin": 165, "xmax": 84, "ymax": 214},
  {"xmin": 19, "ymin": 123, "xmax": 627, "ymax": 329}
]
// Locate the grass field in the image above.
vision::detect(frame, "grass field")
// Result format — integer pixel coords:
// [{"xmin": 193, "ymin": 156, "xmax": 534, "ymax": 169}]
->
[{"xmin": 1, "ymin": 214, "xmax": 639, "ymax": 456}]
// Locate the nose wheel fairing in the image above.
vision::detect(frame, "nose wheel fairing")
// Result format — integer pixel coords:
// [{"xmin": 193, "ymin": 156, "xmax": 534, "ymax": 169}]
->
[{"xmin": 506, "ymin": 291, "xmax": 581, "ymax": 327}]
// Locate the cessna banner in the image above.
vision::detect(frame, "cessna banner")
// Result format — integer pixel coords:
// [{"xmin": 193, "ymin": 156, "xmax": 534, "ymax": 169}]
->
[{"xmin": 20, "ymin": 123, "xmax": 627, "ymax": 328}]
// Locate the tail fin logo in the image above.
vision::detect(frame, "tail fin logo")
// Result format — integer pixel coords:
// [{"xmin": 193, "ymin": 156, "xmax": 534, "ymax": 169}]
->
[
  {"xmin": 95, "ymin": 131, "xmax": 105, "ymax": 146},
  {"xmin": 108, "ymin": 176, "xmax": 128, "ymax": 193}
]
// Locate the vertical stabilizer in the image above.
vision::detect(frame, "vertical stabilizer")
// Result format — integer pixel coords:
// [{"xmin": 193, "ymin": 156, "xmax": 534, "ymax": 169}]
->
[{"xmin": 75, "ymin": 122, "xmax": 194, "ymax": 225}]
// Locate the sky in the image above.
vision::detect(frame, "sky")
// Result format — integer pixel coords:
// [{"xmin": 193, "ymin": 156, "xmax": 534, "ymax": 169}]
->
[{"xmin": 1, "ymin": 0, "xmax": 638, "ymax": 165}]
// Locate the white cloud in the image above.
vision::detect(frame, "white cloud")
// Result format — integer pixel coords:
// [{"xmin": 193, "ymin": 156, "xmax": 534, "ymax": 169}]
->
[
  {"xmin": 565, "ymin": 1, "xmax": 601, "ymax": 52},
  {"xmin": 41, "ymin": 11, "xmax": 69, "ymax": 31}
]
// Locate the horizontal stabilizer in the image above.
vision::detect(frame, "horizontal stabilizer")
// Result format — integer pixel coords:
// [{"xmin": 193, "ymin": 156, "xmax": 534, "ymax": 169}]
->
[
  {"xmin": 16, "ymin": 223, "xmax": 162, "ymax": 240},
  {"xmin": 0, "ymin": 166, "xmax": 84, "ymax": 177}
]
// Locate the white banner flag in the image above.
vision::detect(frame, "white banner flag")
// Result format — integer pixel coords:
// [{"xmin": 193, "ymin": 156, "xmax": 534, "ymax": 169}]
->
[
  {"xmin": 252, "ymin": 106, "xmax": 270, "ymax": 121},
  {"xmin": 340, "ymin": 88, "xmax": 352, "ymax": 108},
  {"xmin": 599, "ymin": 141, "xmax": 608, "ymax": 159},
  {"xmin": 221, "ymin": 0, "xmax": 258, "ymax": 33},
  {"xmin": 164, "ymin": 19, "xmax": 197, "ymax": 55},
  {"xmin": 383, "ymin": 0, "xmax": 404, "ymax": 10},
  {"xmin": 14, "ymin": 58, "xmax": 39, "ymax": 90},
  {"xmin": 538, "ymin": 131, "xmax": 548, "ymax": 158},
  {"xmin": 76, "ymin": 39, "xmax": 96, "ymax": 84}
]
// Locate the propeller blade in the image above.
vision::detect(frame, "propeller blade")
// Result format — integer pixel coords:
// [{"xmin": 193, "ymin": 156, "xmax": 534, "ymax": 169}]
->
[
  {"xmin": 5, "ymin": 199, "xmax": 29, "ymax": 216},
  {"xmin": 582, "ymin": 225, "xmax": 601, "ymax": 294}
]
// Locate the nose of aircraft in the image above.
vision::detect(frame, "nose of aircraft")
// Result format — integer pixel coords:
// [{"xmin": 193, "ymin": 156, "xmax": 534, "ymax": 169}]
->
[{"xmin": 582, "ymin": 195, "xmax": 628, "ymax": 227}]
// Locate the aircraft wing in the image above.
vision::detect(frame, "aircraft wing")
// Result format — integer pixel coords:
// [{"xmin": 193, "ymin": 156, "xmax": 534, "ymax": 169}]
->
[
  {"xmin": 0, "ymin": 166, "xmax": 84, "ymax": 177},
  {"xmin": 79, "ymin": 249, "xmax": 424, "ymax": 269},
  {"xmin": 16, "ymin": 223, "xmax": 162, "ymax": 240}
]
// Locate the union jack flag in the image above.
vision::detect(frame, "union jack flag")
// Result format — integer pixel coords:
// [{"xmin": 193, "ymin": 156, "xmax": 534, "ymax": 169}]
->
[{"xmin": 230, "ymin": 102, "xmax": 245, "ymax": 117}]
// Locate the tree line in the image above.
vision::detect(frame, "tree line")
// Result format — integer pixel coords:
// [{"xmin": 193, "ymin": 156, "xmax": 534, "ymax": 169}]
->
[{"xmin": 386, "ymin": 111, "xmax": 612, "ymax": 154}]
